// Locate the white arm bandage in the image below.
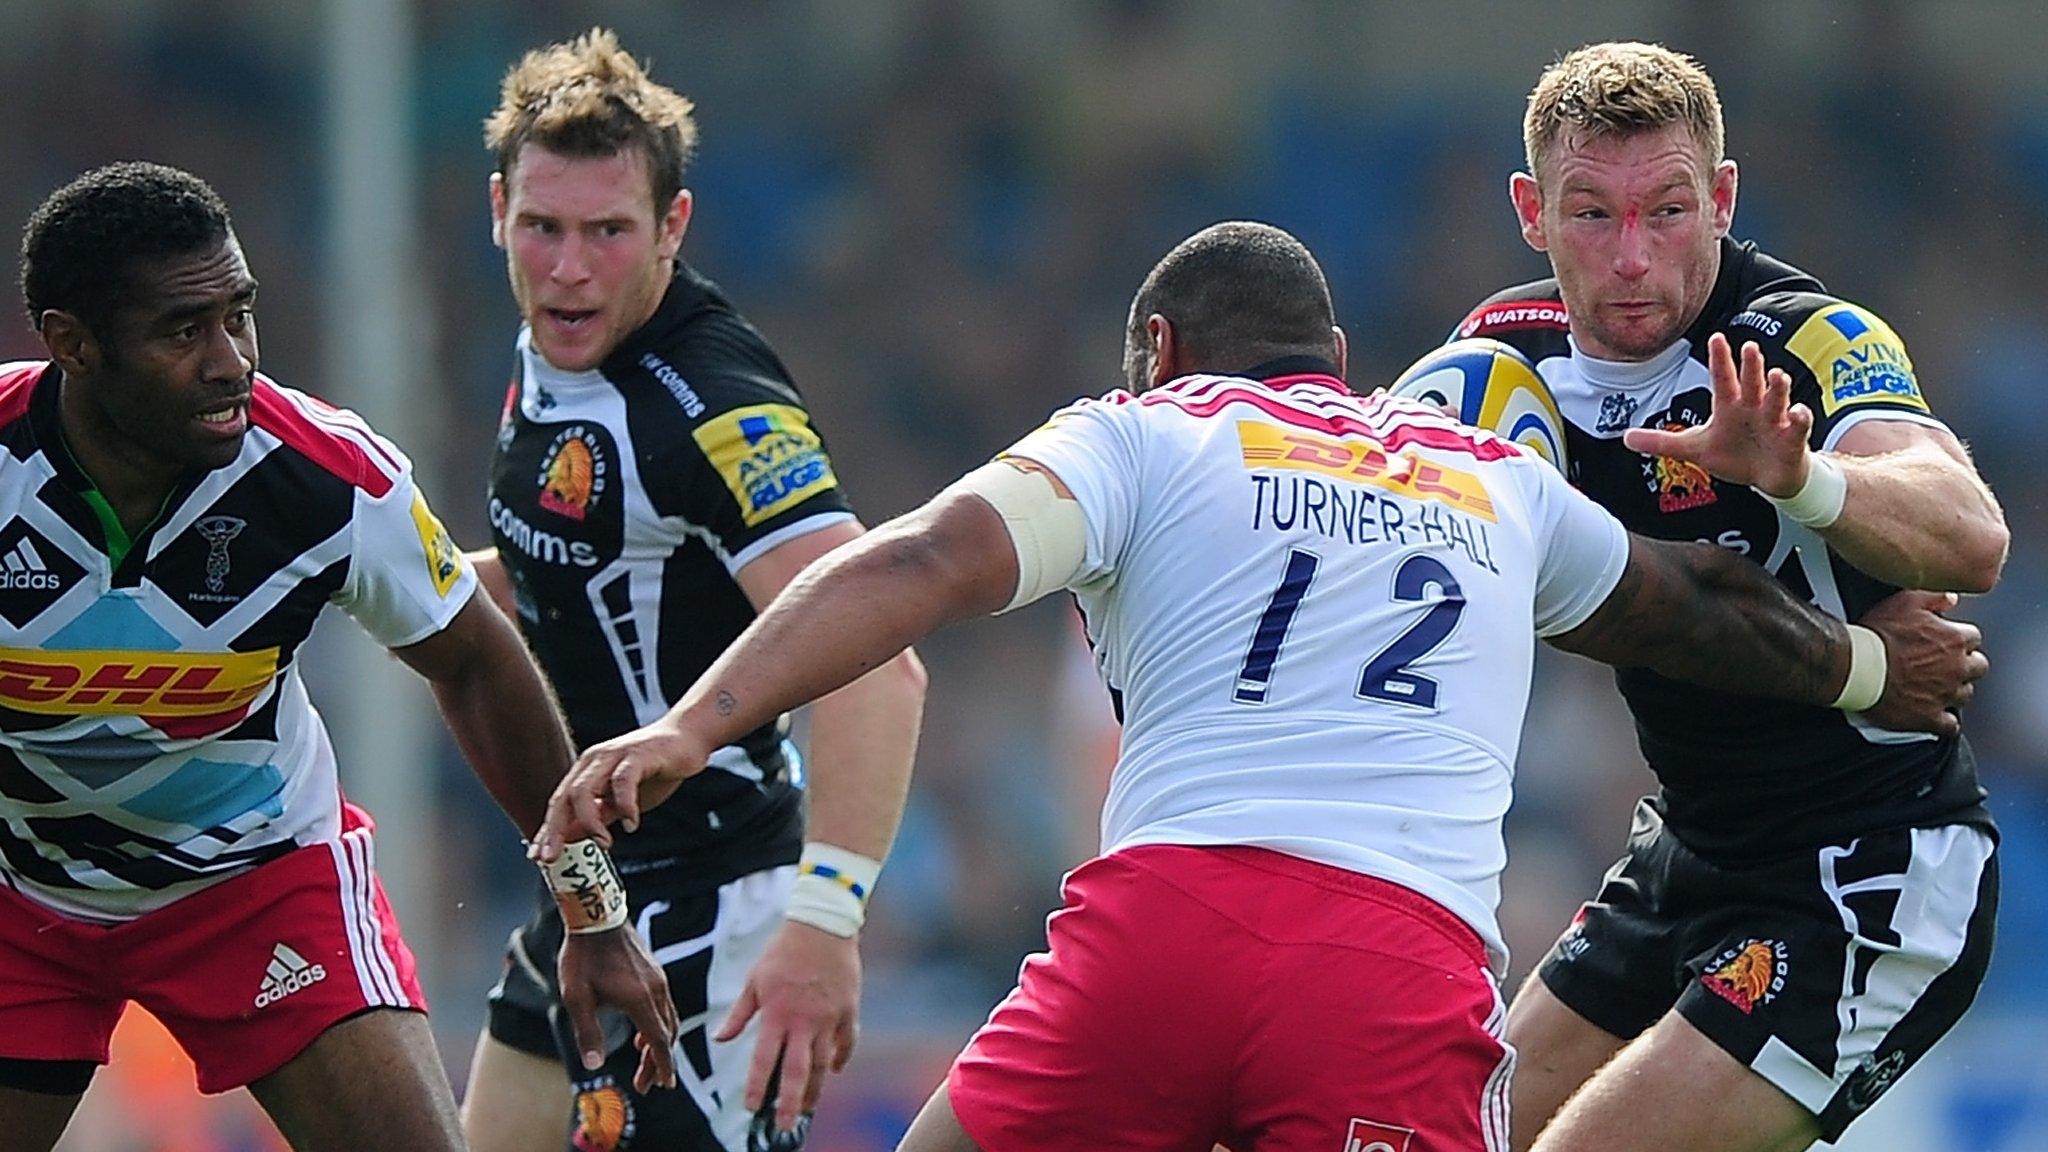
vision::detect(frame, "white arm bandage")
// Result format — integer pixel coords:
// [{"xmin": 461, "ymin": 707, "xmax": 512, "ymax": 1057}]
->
[{"xmin": 954, "ymin": 459, "xmax": 1088, "ymax": 613}]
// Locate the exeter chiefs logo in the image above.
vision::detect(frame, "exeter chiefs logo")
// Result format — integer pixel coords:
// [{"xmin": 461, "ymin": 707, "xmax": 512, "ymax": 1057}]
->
[
  {"xmin": 1640, "ymin": 402, "xmax": 1717, "ymax": 513},
  {"xmin": 1699, "ymin": 938, "xmax": 1789, "ymax": 1014},
  {"xmin": 538, "ymin": 426, "xmax": 608, "ymax": 522},
  {"xmin": 571, "ymin": 1081, "xmax": 633, "ymax": 1152}
]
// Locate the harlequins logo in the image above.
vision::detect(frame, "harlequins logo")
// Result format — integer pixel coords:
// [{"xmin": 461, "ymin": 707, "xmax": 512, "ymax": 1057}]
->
[
  {"xmin": 195, "ymin": 516, "xmax": 246, "ymax": 593},
  {"xmin": 1641, "ymin": 402, "xmax": 1717, "ymax": 513},
  {"xmin": 1699, "ymin": 938, "xmax": 1789, "ymax": 1014},
  {"xmin": 538, "ymin": 426, "xmax": 608, "ymax": 522}
]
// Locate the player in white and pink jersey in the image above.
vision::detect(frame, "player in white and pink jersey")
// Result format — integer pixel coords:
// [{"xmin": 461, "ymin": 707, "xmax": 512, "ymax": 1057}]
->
[{"xmin": 534, "ymin": 222, "xmax": 1981, "ymax": 1152}]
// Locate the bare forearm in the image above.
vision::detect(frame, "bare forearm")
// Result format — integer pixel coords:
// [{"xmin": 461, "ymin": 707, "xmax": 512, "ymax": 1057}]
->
[
  {"xmin": 431, "ymin": 662, "xmax": 575, "ymax": 836},
  {"xmin": 673, "ymin": 498, "xmax": 1003, "ymax": 756},
  {"xmin": 802, "ymin": 651, "xmax": 927, "ymax": 860},
  {"xmin": 1555, "ymin": 539, "xmax": 1850, "ymax": 704},
  {"xmin": 1818, "ymin": 448, "xmax": 2008, "ymax": 592}
]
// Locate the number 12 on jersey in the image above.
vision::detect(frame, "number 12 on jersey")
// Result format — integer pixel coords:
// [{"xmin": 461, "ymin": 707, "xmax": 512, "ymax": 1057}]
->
[{"xmin": 1233, "ymin": 548, "xmax": 1467, "ymax": 710}]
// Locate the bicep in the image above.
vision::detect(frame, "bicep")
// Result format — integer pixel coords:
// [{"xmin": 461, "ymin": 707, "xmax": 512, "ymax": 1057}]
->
[
  {"xmin": 1546, "ymin": 536, "xmax": 1703, "ymax": 665},
  {"xmin": 734, "ymin": 518, "xmax": 867, "ymax": 610},
  {"xmin": 1830, "ymin": 417, "xmax": 1973, "ymax": 469},
  {"xmin": 390, "ymin": 594, "xmax": 507, "ymax": 684}
]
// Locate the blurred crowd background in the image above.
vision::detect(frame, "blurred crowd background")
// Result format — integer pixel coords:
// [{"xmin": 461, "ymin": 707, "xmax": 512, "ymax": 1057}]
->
[{"xmin": 1, "ymin": 2, "xmax": 2043, "ymax": 1149}]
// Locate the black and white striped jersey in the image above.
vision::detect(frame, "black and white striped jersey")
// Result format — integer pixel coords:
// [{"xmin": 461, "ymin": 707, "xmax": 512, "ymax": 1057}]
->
[
  {"xmin": 1453, "ymin": 238, "xmax": 1991, "ymax": 860},
  {"xmin": 0, "ymin": 361, "xmax": 476, "ymax": 920},
  {"xmin": 488, "ymin": 263, "xmax": 853, "ymax": 877}
]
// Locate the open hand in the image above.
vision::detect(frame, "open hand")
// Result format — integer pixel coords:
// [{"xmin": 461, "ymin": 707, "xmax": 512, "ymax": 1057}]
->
[
  {"xmin": 718, "ymin": 921, "xmax": 861, "ymax": 1137},
  {"xmin": 1623, "ymin": 333, "xmax": 1813, "ymax": 497}
]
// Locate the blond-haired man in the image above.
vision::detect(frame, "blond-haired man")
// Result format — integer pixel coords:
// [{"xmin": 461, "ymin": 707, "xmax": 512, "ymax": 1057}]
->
[
  {"xmin": 458, "ymin": 29, "xmax": 927, "ymax": 1152},
  {"xmin": 1441, "ymin": 41, "xmax": 2005, "ymax": 1152}
]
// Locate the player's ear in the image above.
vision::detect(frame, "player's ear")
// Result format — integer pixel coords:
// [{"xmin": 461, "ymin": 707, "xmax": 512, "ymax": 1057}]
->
[
  {"xmin": 1710, "ymin": 159, "xmax": 1738, "ymax": 237},
  {"xmin": 659, "ymin": 189, "xmax": 693, "ymax": 260},
  {"xmin": 488, "ymin": 172, "xmax": 510, "ymax": 249},
  {"xmin": 1510, "ymin": 171, "xmax": 1547, "ymax": 252},
  {"xmin": 37, "ymin": 311, "xmax": 97, "ymax": 378},
  {"xmin": 1332, "ymin": 325, "xmax": 1348, "ymax": 379},
  {"xmin": 1146, "ymin": 314, "xmax": 1178, "ymax": 389}
]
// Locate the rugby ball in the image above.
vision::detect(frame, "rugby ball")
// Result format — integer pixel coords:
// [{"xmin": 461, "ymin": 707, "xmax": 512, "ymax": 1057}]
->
[{"xmin": 1390, "ymin": 338, "xmax": 1569, "ymax": 472}]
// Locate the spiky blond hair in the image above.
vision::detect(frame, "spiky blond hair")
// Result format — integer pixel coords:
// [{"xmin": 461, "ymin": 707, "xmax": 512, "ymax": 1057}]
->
[
  {"xmin": 485, "ymin": 27, "xmax": 697, "ymax": 210},
  {"xmin": 1524, "ymin": 42, "xmax": 1724, "ymax": 182}
]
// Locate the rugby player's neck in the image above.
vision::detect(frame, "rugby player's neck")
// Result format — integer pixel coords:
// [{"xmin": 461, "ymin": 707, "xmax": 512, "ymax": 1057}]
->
[{"xmin": 56, "ymin": 384, "xmax": 183, "ymax": 535}]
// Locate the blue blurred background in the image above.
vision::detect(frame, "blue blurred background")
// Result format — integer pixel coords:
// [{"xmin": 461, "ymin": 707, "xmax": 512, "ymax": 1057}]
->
[{"xmin": 3, "ymin": 2, "xmax": 2042, "ymax": 1149}]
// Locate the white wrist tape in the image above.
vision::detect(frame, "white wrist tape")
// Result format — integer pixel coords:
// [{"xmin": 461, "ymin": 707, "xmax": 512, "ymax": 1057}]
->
[
  {"xmin": 784, "ymin": 842, "xmax": 883, "ymax": 939},
  {"xmin": 1832, "ymin": 624, "xmax": 1888, "ymax": 713},
  {"xmin": 538, "ymin": 839, "xmax": 629, "ymax": 934},
  {"xmin": 953, "ymin": 459, "xmax": 1087, "ymax": 614},
  {"xmin": 1765, "ymin": 455, "xmax": 1847, "ymax": 529}
]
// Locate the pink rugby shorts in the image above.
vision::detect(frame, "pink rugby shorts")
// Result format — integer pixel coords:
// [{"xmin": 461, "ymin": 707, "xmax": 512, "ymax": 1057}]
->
[
  {"xmin": 0, "ymin": 803, "xmax": 423, "ymax": 1092},
  {"xmin": 949, "ymin": 844, "xmax": 1511, "ymax": 1152}
]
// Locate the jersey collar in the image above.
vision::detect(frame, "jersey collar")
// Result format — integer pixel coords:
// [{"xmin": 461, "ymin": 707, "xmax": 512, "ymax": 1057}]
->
[{"xmin": 1245, "ymin": 355, "xmax": 1348, "ymax": 394}]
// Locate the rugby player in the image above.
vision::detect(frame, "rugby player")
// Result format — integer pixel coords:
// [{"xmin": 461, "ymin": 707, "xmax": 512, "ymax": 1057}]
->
[
  {"xmin": 0, "ymin": 162, "xmax": 675, "ymax": 1152},
  {"xmin": 456, "ymin": 29, "xmax": 928, "ymax": 1152},
  {"xmin": 1441, "ymin": 41, "xmax": 2008, "ymax": 1152},
  {"xmin": 535, "ymin": 222, "xmax": 1983, "ymax": 1152}
]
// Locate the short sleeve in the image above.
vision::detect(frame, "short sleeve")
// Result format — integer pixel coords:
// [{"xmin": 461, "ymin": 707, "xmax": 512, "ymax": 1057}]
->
[
  {"xmin": 1771, "ymin": 297, "xmax": 1947, "ymax": 450},
  {"xmin": 997, "ymin": 394, "xmax": 1144, "ymax": 587},
  {"xmin": 336, "ymin": 470, "xmax": 479, "ymax": 648},
  {"xmin": 1523, "ymin": 458, "xmax": 1631, "ymax": 637},
  {"xmin": 646, "ymin": 317, "xmax": 855, "ymax": 574}
]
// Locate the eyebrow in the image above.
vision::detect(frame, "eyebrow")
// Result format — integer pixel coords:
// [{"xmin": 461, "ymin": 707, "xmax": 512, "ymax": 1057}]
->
[{"xmin": 149, "ymin": 279, "xmax": 260, "ymax": 327}]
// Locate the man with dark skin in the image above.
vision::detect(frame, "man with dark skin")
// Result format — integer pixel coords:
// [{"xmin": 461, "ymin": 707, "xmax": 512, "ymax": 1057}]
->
[{"xmin": 0, "ymin": 162, "xmax": 675, "ymax": 1152}]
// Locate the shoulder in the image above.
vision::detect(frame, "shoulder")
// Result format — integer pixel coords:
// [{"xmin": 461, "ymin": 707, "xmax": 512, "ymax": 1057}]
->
[
  {"xmin": 248, "ymin": 375, "xmax": 409, "ymax": 498},
  {"xmin": 1724, "ymin": 289, "xmax": 1926, "ymax": 415},
  {"xmin": 1452, "ymin": 279, "xmax": 1570, "ymax": 356},
  {"xmin": 0, "ymin": 362, "xmax": 49, "ymax": 429}
]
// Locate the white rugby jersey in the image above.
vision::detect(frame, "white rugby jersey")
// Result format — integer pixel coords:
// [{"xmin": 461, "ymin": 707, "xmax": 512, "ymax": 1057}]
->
[
  {"xmin": 1004, "ymin": 370, "xmax": 1629, "ymax": 964},
  {"xmin": 0, "ymin": 362, "xmax": 476, "ymax": 921}
]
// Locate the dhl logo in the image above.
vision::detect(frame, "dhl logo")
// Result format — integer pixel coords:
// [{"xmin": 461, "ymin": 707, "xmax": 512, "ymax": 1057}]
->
[
  {"xmin": 0, "ymin": 647, "xmax": 279, "ymax": 716},
  {"xmin": 1237, "ymin": 422, "xmax": 1497, "ymax": 521}
]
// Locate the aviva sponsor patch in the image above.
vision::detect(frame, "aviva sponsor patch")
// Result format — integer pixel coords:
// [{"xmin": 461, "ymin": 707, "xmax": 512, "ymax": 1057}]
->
[
  {"xmin": 1237, "ymin": 422, "xmax": 1496, "ymax": 521},
  {"xmin": 1785, "ymin": 304, "xmax": 1927, "ymax": 416},
  {"xmin": 694, "ymin": 403, "xmax": 839, "ymax": 526},
  {"xmin": 0, "ymin": 647, "xmax": 279, "ymax": 716},
  {"xmin": 410, "ymin": 492, "xmax": 465, "ymax": 598}
]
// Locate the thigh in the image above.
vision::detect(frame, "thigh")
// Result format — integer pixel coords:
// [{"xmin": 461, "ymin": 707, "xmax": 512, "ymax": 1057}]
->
[
  {"xmin": 1532, "ymin": 806, "xmax": 1692, "ymax": 1045},
  {"xmin": 1530, "ymin": 1012, "xmax": 1818, "ymax": 1152},
  {"xmin": 462, "ymin": 1028, "xmax": 573, "ymax": 1152},
  {"xmin": 121, "ymin": 825, "xmax": 424, "ymax": 1093},
  {"xmin": 947, "ymin": 849, "xmax": 1241, "ymax": 1152},
  {"xmin": 1223, "ymin": 849, "xmax": 1509, "ymax": 1152},
  {"xmin": 1502, "ymin": 971, "xmax": 1625, "ymax": 1152},
  {"xmin": 0, "ymin": 884, "xmax": 124, "ymax": 1066},
  {"xmin": 249, "ymin": 1007, "xmax": 461, "ymax": 1152},
  {"xmin": 1672, "ymin": 824, "xmax": 1998, "ymax": 1143}
]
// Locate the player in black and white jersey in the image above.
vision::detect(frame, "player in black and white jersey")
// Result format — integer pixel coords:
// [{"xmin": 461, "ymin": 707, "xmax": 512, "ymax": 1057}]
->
[
  {"xmin": 457, "ymin": 31, "xmax": 927, "ymax": 1152},
  {"xmin": 0, "ymin": 163, "xmax": 676, "ymax": 1152},
  {"xmin": 1432, "ymin": 43, "xmax": 2008, "ymax": 1152}
]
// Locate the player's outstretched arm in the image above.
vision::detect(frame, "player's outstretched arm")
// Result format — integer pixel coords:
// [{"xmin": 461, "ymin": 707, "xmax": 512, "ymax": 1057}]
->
[
  {"xmin": 1622, "ymin": 334, "xmax": 2008, "ymax": 591},
  {"xmin": 1548, "ymin": 536, "xmax": 1986, "ymax": 736},
  {"xmin": 716, "ymin": 520, "xmax": 931, "ymax": 1134},
  {"xmin": 393, "ymin": 595, "xmax": 680, "ymax": 1092},
  {"xmin": 533, "ymin": 486, "xmax": 1015, "ymax": 856}
]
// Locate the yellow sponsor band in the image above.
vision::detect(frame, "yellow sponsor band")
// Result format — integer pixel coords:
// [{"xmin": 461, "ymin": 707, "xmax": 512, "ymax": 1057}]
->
[
  {"xmin": 0, "ymin": 647, "xmax": 279, "ymax": 715},
  {"xmin": 1784, "ymin": 304, "xmax": 1927, "ymax": 417},
  {"xmin": 410, "ymin": 491, "xmax": 466, "ymax": 599},
  {"xmin": 1237, "ymin": 422, "xmax": 1497, "ymax": 521},
  {"xmin": 691, "ymin": 403, "xmax": 840, "ymax": 527}
]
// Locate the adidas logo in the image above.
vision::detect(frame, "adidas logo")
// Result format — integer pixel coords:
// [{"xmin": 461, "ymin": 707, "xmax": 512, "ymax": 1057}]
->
[
  {"xmin": 0, "ymin": 536, "xmax": 60, "ymax": 590},
  {"xmin": 253, "ymin": 942, "xmax": 328, "ymax": 1009}
]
